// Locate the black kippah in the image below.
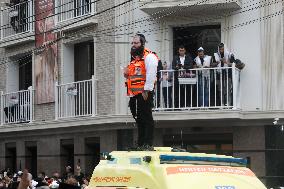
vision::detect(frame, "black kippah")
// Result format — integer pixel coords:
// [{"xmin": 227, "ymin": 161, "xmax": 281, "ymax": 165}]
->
[{"xmin": 136, "ymin": 33, "xmax": 146, "ymax": 46}]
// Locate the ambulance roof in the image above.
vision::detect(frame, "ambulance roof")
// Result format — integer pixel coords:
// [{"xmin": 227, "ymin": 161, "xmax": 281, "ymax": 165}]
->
[{"xmin": 106, "ymin": 147, "xmax": 247, "ymax": 167}]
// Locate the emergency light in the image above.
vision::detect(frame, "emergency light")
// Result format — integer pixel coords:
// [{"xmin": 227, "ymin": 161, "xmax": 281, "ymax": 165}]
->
[{"xmin": 160, "ymin": 155, "xmax": 247, "ymax": 166}]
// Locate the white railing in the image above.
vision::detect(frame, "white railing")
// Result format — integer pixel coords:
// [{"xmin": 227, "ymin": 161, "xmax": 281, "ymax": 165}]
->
[
  {"xmin": 154, "ymin": 64, "xmax": 241, "ymax": 111},
  {"xmin": 56, "ymin": 0, "xmax": 96, "ymax": 23},
  {"xmin": 0, "ymin": 87, "xmax": 34, "ymax": 125},
  {"xmin": 0, "ymin": 0, "xmax": 34, "ymax": 39},
  {"xmin": 55, "ymin": 76, "xmax": 97, "ymax": 119}
]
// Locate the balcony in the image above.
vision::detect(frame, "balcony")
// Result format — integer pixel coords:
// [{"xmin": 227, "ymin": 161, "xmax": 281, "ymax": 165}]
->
[
  {"xmin": 0, "ymin": 0, "xmax": 34, "ymax": 47},
  {"xmin": 55, "ymin": 76, "xmax": 97, "ymax": 119},
  {"xmin": 154, "ymin": 65, "xmax": 240, "ymax": 111},
  {"xmin": 139, "ymin": 0, "xmax": 242, "ymax": 16},
  {"xmin": 55, "ymin": 0, "xmax": 97, "ymax": 31},
  {"xmin": 0, "ymin": 87, "xmax": 34, "ymax": 125}
]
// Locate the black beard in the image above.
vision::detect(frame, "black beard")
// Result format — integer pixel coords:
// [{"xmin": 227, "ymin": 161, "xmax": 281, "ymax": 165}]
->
[{"xmin": 131, "ymin": 46, "xmax": 144, "ymax": 59}]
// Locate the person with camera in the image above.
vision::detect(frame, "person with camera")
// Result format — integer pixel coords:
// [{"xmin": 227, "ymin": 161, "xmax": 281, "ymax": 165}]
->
[
  {"xmin": 124, "ymin": 33, "xmax": 158, "ymax": 148},
  {"xmin": 213, "ymin": 43, "xmax": 245, "ymax": 70},
  {"xmin": 172, "ymin": 45, "xmax": 194, "ymax": 108},
  {"xmin": 213, "ymin": 43, "xmax": 245, "ymax": 106}
]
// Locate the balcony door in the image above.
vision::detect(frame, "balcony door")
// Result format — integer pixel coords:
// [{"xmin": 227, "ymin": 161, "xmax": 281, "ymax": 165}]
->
[
  {"xmin": 73, "ymin": 41, "xmax": 94, "ymax": 116},
  {"xmin": 19, "ymin": 55, "xmax": 32, "ymax": 90},
  {"xmin": 173, "ymin": 25, "xmax": 221, "ymax": 58},
  {"xmin": 74, "ymin": 41, "xmax": 94, "ymax": 81}
]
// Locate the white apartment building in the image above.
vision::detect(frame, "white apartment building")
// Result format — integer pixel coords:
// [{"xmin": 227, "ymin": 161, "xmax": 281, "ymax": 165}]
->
[{"xmin": 0, "ymin": 0, "xmax": 283, "ymax": 187}]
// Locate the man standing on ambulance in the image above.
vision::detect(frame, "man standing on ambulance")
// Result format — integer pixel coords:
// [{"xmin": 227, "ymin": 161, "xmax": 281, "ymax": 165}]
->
[{"xmin": 124, "ymin": 33, "xmax": 158, "ymax": 147}]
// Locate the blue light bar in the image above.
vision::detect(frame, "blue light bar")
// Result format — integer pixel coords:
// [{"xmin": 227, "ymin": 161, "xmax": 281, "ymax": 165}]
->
[{"xmin": 160, "ymin": 155, "xmax": 247, "ymax": 165}]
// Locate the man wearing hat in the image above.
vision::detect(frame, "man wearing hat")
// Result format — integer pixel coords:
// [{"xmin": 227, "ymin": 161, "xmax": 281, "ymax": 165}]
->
[{"xmin": 124, "ymin": 33, "xmax": 158, "ymax": 148}]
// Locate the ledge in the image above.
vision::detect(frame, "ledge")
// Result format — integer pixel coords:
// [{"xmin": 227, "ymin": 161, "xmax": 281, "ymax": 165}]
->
[
  {"xmin": 139, "ymin": 0, "xmax": 242, "ymax": 16},
  {"xmin": 55, "ymin": 15, "xmax": 98, "ymax": 32},
  {"xmin": 0, "ymin": 32, "xmax": 35, "ymax": 48},
  {"xmin": 0, "ymin": 110, "xmax": 283, "ymax": 133}
]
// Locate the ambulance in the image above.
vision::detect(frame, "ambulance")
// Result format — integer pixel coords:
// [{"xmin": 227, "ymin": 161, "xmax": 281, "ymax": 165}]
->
[{"xmin": 88, "ymin": 147, "xmax": 266, "ymax": 189}]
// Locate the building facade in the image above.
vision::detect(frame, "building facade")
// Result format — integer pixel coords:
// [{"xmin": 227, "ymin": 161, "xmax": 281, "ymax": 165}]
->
[{"xmin": 0, "ymin": 0, "xmax": 284, "ymax": 187}]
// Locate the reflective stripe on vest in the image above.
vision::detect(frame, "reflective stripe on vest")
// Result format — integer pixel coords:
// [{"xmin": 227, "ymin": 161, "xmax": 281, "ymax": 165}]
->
[
  {"xmin": 130, "ymin": 87, "xmax": 145, "ymax": 92},
  {"xmin": 129, "ymin": 75, "xmax": 146, "ymax": 80}
]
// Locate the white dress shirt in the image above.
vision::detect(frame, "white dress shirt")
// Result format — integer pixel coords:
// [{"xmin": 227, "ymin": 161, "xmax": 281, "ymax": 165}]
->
[
  {"xmin": 179, "ymin": 56, "xmax": 185, "ymax": 66},
  {"xmin": 144, "ymin": 53, "xmax": 158, "ymax": 91}
]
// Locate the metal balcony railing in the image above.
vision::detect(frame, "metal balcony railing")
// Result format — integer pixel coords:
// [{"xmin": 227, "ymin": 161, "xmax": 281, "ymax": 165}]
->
[
  {"xmin": 55, "ymin": 0, "xmax": 96, "ymax": 23},
  {"xmin": 55, "ymin": 76, "xmax": 97, "ymax": 119},
  {"xmin": 154, "ymin": 64, "xmax": 241, "ymax": 111},
  {"xmin": 0, "ymin": 87, "xmax": 34, "ymax": 125},
  {"xmin": 0, "ymin": 0, "xmax": 34, "ymax": 39}
]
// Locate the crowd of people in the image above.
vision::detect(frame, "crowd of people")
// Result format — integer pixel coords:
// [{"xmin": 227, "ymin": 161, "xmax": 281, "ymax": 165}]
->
[
  {"xmin": 0, "ymin": 166, "xmax": 90, "ymax": 189},
  {"xmin": 157, "ymin": 43, "xmax": 245, "ymax": 109}
]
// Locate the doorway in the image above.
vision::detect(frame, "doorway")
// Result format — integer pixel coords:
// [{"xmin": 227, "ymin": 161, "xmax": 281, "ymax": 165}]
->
[
  {"xmin": 25, "ymin": 142, "xmax": 37, "ymax": 177},
  {"xmin": 60, "ymin": 139, "xmax": 74, "ymax": 174},
  {"xmin": 85, "ymin": 137, "xmax": 100, "ymax": 176},
  {"xmin": 74, "ymin": 41, "xmax": 94, "ymax": 81},
  {"xmin": 173, "ymin": 25, "xmax": 221, "ymax": 58},
  {"xmin": 5, "ymin": 143, "xmax": 17, "ymax": 173},
  {"xmin": 19, "ymin": 55, "xmax": 32, "ymax": 90}
]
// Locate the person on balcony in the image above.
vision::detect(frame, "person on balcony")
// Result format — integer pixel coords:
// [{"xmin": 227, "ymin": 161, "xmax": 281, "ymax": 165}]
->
[
  {"xmin": 9, "ymin": 0, "xmax": 28, "ymax": 33},
  {"xmin": 9, "ymin": 0, "xmax": 20, "ymax": 32},
  {"xmin": 172, "ymin": 45, "xmax": 194, "ymax": 108},
  {"xmin": 213, "ymin": 43, "xmax": 245, "ymax": 106},
  {"xmin": 160, "ymin": 62, "xmax": 173, "ymax": 108},
  {"xmin": 3, "ymin": 93, "xmax": 30, "ymax": 123},
  {"xmin": 3, "ymin": 96, "xmax": 19, "ymax": 122},
  {"xmin": 124, "ymin": 33, "xmax": 158, "ymax": 148},
  {"xmin": 155, "ymin": 58, "xmax": 163, "ymax": 108},
  {"xmin": 194, "ymin": 47, "xmax": 212, "ymax": 107},
  {"xmin": 213, "ymin": 43, "xmax": 245, "ymax": 70}
]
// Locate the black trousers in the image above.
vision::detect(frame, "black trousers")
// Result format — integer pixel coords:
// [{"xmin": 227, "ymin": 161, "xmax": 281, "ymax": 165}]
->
[{"xmin": 129, "ymin": 92, "xmax": 154, "ymax": 146}]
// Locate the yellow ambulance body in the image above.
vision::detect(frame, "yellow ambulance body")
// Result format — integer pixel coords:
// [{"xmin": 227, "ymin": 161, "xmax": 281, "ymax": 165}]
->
[{"xmin": 88, "ymin": 147, "xmax": 266, "ymax": 189}]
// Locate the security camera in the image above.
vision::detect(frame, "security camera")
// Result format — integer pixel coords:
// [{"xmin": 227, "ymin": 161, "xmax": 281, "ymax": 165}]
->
[{"xmin": 273, "ymin": 120, "xmax": 278, "ymax": 125}]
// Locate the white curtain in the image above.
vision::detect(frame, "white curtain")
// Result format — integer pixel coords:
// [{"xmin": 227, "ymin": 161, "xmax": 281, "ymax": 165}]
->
[
  {"xmin": 260, "ymin": 1, "xmax": 284, "ymax": 110},
  {"xmin": 223, "ymin": 16, "xmax": 232, "ymax": 50}
]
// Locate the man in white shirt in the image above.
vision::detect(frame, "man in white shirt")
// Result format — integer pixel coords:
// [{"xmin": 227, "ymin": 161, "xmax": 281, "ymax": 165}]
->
[
  {"xmin": 194, "ymin": 47, "xmax": 212, "ymax": 107},
  {"xmin": 171, "ymin": 45, "xmax": 194, "ymax": 108},
  {"xmin": 213, "ymin": 43, "xmax": 244, "ymax": 106},
  {"xmin": 124, "ymin": 33, "xmax": 158, "ymax": 148}
]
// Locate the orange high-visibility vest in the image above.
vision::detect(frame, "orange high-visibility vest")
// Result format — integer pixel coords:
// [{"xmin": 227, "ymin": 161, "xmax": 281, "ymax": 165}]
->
[{"xmin": 126, "ymin": 48, "xmax": 158, "ymax": 96}]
